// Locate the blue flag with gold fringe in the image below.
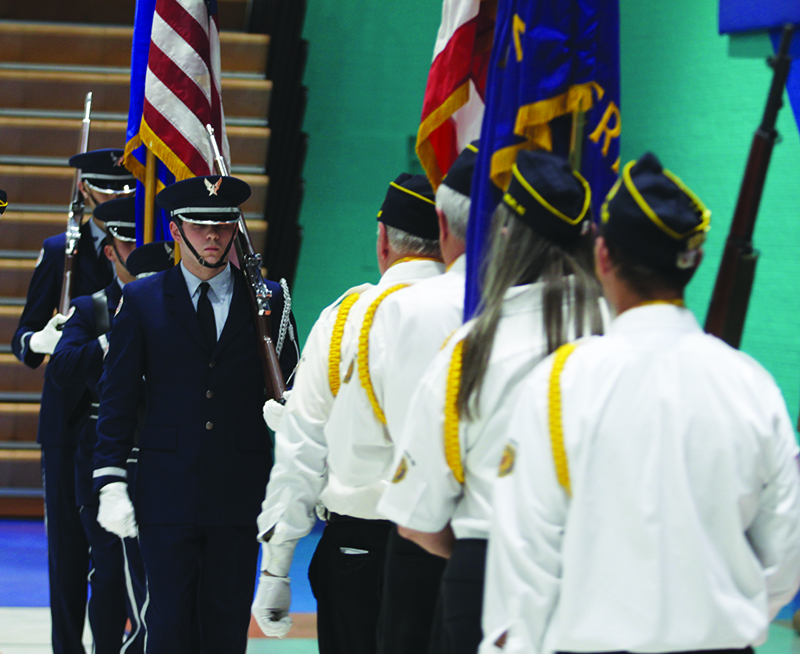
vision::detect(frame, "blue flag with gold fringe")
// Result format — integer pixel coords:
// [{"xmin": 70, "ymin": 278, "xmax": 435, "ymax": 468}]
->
[{"xmin": 465, "ymin": 0, "xmax": 620, "ymax": 318}]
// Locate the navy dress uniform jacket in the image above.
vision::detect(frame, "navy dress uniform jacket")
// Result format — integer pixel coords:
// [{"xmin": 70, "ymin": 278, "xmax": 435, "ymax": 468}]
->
[
  {"xmin": 49, "ymin": 281, "xmax": 123, "ymax": 507},
  {"xmin": 93, "ymin": 264, "xmax": 297, "ymax": 527},
  {"xmin": 12, "ymin": 221, "xmax": 113, "ymax": 446}
]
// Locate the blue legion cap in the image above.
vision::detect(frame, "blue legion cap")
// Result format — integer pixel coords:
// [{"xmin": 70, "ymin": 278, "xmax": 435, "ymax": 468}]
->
[
  {"xmin": 126, "ymin": 240, "xmax": 175, "ymax": 277},
  {"xmin": 377, "ymin": 173, "xmax": 439, "ymax": 240},
  {"xmin": 601, "ymin": 152, "xmax": 710, "ymax": 273},
  {"xmin": 156, "ymin": 175, "xmax": 250, "ymax": 225},
  {"xmin": 502, "ymin": 150, "xmax": 592, "ymax": 245},
  {"xmin": 0, "ymin": 189, "xmax": 6, "ymax": 216},
  {"xmin": 69, "ymin": 149, "xmax": 135, "ymax": 194},
  {"xmin": 441, "ymin": 141, "xmax": 480, "ymax": 196},
  {"xmin": 93, "ymin": 196, "xmax": 136, "ymax": 242}
]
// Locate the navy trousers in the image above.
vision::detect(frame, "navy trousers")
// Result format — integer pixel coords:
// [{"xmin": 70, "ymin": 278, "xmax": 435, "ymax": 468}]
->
[
  {"xmin": 137, "ymin": 523, "xmax": 258, "ymax": 654},
  {"xmin": 80, "ymin": 505, "xmax": 146, "ymax": 654},
  {"xmin": 42, "ymin": 445, "xmax": 90, "ymax": 654}
]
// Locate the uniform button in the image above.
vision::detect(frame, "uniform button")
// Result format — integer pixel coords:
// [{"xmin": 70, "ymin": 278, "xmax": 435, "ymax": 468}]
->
[
  {"xmin": 206, "ymin": 390, "xmax": 214, "ymax": 399},
  {"xmin": 205, "ymin": 421, "xmax": 214, "ymax": 430},
  {"xmin": 209, "ymin": 360, "xmax": 216, "ymax": 368}
]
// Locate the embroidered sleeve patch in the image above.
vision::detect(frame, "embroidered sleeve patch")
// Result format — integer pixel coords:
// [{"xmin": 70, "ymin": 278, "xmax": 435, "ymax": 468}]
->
[
  {"xmin": 498, "ymin": 443, "xmax": 516, "ymax": 477},
  {"xmin": 35, "ymin": 248, "xmax": 44, "ymax": 268},
  {"xmin": 391, "ymin": 456, "xmax": 409, "ymax": 484},
  {"xmin": 114, "ymin": 296, "xmax": 124, "ymax": 317}
]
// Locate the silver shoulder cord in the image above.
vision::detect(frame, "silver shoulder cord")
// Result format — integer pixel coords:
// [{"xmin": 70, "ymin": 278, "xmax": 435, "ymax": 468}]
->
[{"xmin": 277, "ymin": 278, "xmax": 293, "ymax": 357}]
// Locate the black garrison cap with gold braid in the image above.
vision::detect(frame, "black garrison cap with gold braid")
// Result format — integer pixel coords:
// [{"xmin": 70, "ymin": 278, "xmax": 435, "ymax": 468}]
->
[
  {"xmin": 377, "ymin": 173, "xmax": 439, "ymax": 240},
  {"xmin": 601, "ymin": 152, "xmax": 710, "ymax": 273},
  {"xmin": 502, "ymin": 150, "xmax": 592, "ymax": 244},
  {"xmin": 441, "ymin": 141, "xmax": 479, "ymax": 196},
  {"xmin": 0, "ymin": 189, "xmax": 7, "ymax": 216}
]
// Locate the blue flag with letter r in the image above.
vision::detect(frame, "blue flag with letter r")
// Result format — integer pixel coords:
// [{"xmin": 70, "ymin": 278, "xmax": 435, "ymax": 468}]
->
[{"xmin": 465, "ymin": 0, "xmax": 620, "ymax": 318}]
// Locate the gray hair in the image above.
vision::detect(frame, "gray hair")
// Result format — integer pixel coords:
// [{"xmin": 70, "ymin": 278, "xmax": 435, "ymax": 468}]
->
[
  {"xmin": 382, "ymin": 224, "xmax": 441, "ymax": 259},
  {"xmin": 435, "ymin": 184, "xmax": 470, "ymax": 241}
]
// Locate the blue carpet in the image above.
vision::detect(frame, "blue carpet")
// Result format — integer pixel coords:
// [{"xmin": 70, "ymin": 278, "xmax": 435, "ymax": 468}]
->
[{"xmin": 0, "ymin": 518, "xmax": 323, "ymax": 611}]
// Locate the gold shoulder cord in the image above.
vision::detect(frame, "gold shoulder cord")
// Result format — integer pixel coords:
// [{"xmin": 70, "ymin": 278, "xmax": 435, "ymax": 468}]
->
[
  {"xmin": 443, "ymin": 339, "xmax": 466, "ymax": 484},
  {"xmin": 358, "ymin": 284, "xmax": 409, "ymax": 423},
  {"xmin": 548, "ymin": 342, "xmax": 580, "ymax": 496},
  {"xmin": 328, "ymin": 293, "xmax": 360, "ymax": 396}
]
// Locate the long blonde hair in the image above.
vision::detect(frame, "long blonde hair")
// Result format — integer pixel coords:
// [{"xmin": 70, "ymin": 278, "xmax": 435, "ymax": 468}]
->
[{"xmin": 457, "ymin": 204, "xmax": 603, "ymax": 420}]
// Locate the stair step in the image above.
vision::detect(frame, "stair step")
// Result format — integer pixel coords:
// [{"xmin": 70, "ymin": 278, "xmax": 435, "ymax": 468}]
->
[
  {"xmin": 0, "ymin": 1, "xmax": 249, "ymax": 31},
  {"xmin": 0, "ymin": 303, "xmax": 23, "ymax": 344},
  {"xmin": 0, "ymin": 22, "xmax": 269, "ymax": 75},
  {"xmin": 0, "ymin": 211, "xmax": 66, "ymax": 251},
  {"xmin": 0, "ymin": 403, "xmax": 40, "ymax": 444},
  {"xmin": 0, "ymin": 117, "xmax": 270, "ymax": 168},
  {"xmin": 0, "ymin": 107, "xmax": 266, "ymax": 127},
  {"xmin": 0, "ymin": 69, "xmax": 272, "ymax": 120},
  {"xmin": 0, "ymin": 165, "xmax": 269, "ymax": 216},
  {"xmin": 0, "ymin": 392, "xmax": 41, "ymax": 403},
  {"xmin": 0, "ymin": 257, "xmax": 37, "ymax": 297},
  {"xmin": 0, "ymin": 353, "xmax": 45, "ymax": 392}
]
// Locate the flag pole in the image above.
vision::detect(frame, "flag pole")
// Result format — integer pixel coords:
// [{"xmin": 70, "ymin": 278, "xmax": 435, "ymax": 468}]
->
[{"xmin": 144, "ymin": 148, "xmax": 157, "ymax": 244}]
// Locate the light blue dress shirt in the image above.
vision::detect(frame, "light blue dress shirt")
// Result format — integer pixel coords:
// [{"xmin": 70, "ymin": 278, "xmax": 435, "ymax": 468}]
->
[{"xmin": 180, "ymin": 262, "xmax": 234, "ymax": 341}]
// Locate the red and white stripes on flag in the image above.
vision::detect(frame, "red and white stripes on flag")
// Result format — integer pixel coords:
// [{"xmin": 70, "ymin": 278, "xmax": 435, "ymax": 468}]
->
[
  {"xmin": 416, "ymin": 0, "xmax": 496, "ymax": 189},
  {"xmin": 131, "ymin": 0, "xmax": 230, "ymax": 181}
]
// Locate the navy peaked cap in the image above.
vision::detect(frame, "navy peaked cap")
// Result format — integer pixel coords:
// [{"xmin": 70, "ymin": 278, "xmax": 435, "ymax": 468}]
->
[
  {"xmin": 69, "ymin": 149, "xmax": 135, "ymax": 191},
  {"xmin": 377, "ymin": 173, "xmax": 439, "ymax": 240},
  {"xmin": 126, "ymin": 241, "xmax": 175, "ymax": 277},
  {"xmin": 441, "ymin": 140, "xmax": 480, "ymax": 196},
  {"xmin": 601, "ymin": 152, "xmax": 710, "ymax": 273},
  {"xmin": 156, "ymin": 175, "xmax": 250, "ymax": 224},
  {"xmin": 502, "ymin": 150, "xmax": 592, "ymax": 244},
  {"xmin": 93, "ymin": 196, "xmax": 136, "ymax": 242}
]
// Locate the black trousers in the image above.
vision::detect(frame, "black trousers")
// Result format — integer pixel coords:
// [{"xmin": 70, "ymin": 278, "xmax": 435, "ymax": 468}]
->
[
  {"xmin": 430, "ymin": 538, "xmax": 487, "ymax": 654},
  {"xmin": 80, "ymin": 505, "xmax": 147, "ymax": 654},
  {"xmin": 378, "ymin": 525, "xmax": 447, "ymax": 654},
  {"xmin": 42, "ymin": 445, "xmax": 90, "ymax": 654},
  {"xmin": 138, "ymin": 523, "xmax": 258, "ymax": 654},
  {"xmin": 308, "ymin": 515, "xmax": 393, "ymax": 654}
]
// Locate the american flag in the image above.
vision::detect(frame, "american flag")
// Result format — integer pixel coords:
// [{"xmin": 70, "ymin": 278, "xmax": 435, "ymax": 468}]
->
[
  {"xmin": 416, "ymin": 0, "xmax": 496, "ymax": 190},
  {"xmin": 124, "ymin": 0, "xmax": 230, "ymax": 185}
]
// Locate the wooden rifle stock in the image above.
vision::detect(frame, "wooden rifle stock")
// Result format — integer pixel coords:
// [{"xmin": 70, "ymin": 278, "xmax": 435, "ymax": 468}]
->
[
  {"xmin": 59, "ymin": 92, "xmax": 93, "ymax": 315},
  {"xmin": 704, "ymin": 25, "xmax": 794, "ymax": 348},
  {"xmin": 206, "ymin": 125, "xmax": 287, "ymax": 402}
]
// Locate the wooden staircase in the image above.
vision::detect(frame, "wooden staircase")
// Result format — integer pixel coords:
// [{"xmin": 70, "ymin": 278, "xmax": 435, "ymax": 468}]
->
[{"xmin": 0, "ymin": 5, "xmax": 273, "ymax": 517}]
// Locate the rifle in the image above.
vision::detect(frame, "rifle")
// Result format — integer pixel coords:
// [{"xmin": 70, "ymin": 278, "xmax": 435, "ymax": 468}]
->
[
  {"xmin": 704, "ymin": 25, "xmax": 794, "ymax": 348},
  {"xmin": 205, "ymin": 124, "xmax": 287, "ymax": 402},
  {"xmin": 59, "ymin": 92, "xmax": 93, "ymax": 315}
]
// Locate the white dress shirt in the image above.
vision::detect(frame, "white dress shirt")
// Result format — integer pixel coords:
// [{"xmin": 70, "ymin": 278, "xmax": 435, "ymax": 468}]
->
[
  {"xmin": 378, "ymin": 282, "xmax": 608, "ymax": 540},
  {"xmin": 480, "ymin": 304, "xmax": 800, "ymax": 654},
  {"xmin": 256, "ymin": 258, "xmax": 444, "ymax": 573},
  {"xmin": 180, "ymin": 262, "xmax": 234, "ymax": 341}
]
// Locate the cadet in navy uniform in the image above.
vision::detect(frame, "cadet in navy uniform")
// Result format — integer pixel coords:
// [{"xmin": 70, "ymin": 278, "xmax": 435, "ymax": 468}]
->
[
  {"xmin": 49, "ymin": 199, "xmax": 162, "ymax": 654},
  {"xmin": 11, "ymin": 149, "xmax": 135, "ymax": 654},
  {"xmin": 92, "ymin": 175, "xmax": 298, "ymax": 654}
]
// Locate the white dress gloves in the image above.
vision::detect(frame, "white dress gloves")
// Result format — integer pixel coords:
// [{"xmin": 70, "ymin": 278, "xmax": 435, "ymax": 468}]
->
[
  {"xmin": 29, "ymin": 311, "xmax": 72, "ymax": 354},
  {"xmin": 251, "ymin": 574, "xmax": 292, "ymax": 638},
  {"xmin": 97, "ymin": 481, "xmax": 138, "ymax": 539},
  {"xmin": 262, "ymin": 389, "xmax": 293, "ymax": 432}
]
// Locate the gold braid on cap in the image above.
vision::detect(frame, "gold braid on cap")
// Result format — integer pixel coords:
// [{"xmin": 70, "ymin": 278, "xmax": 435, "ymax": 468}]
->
[
  {"xmin": 328, "ymin": 293, "xmax": 360, "ymax": 396},
  {"xmin": 358, "ymin": 284, "xmax": 409, "ymax": 424}
]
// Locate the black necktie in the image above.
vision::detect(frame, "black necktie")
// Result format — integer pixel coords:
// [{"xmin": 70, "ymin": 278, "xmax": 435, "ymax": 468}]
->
[{"xmin": 197, "ymin": 282, "xmax": 217, "ymax": 350}]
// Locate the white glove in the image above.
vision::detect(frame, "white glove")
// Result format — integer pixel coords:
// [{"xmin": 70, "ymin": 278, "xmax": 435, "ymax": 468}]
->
[
  {"xmin": 262, "ymin": 390, "xmax": 292, "ymax": 431},
  {"xmin": 29, "ymin": 310, "xmax": 73, "ymax": 355},
  {"xmin": 97, "ymin": 481, "xmax": 138, "ymax": 539},
  {"xmin": 252, "ymin": 574, "xmax": 292, "ymax": 638}
]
